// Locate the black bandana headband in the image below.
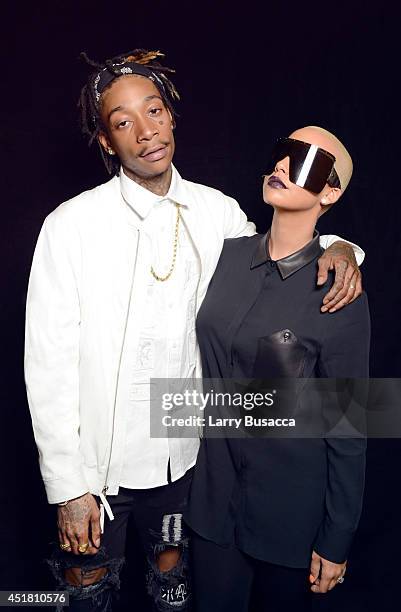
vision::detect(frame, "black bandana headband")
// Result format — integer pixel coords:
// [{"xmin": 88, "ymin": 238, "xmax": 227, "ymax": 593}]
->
[{"xmin": 93, "ymin": 60, "xmax": 168, "ymax": 103}]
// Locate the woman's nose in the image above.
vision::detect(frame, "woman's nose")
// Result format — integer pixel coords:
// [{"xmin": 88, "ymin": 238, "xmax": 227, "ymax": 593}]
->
[{"xmin": 275, "ymin": 156, "xmax": 289, "ymax": 174}]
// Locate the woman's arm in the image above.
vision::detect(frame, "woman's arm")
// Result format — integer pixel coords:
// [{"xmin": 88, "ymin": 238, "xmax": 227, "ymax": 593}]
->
[{"xmin": 310, "ymin": 293, "xmax": 370, "ymax": 591}]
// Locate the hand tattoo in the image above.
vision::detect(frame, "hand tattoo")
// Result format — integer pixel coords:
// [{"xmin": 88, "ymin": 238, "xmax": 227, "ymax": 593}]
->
[
  {"xmin": 325, "ymin": 241, "xmax": 356, "ymax": 263},
  {"xmin": 58, "ymin": 493, "xmax": 93, "ymax": 532}
]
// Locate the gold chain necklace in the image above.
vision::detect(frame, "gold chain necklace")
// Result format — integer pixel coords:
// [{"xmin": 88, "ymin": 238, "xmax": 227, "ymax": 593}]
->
[{"xmin": 150, "ymin": 203, "xmax": 181, "ymax": 282}]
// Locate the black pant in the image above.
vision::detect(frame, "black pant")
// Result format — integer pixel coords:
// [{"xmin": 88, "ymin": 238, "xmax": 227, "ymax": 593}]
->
[
  {"xmin": 190, "ymin": 531, "xmax": 311, "ymax": 612},
  {"xmin": 48, "ymin": 469, "xmax": 193, "ymax": 611}
]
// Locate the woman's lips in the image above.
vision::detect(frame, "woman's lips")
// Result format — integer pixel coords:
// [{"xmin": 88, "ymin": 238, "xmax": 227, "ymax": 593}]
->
[
  {"xmin": 267, "ymin": 176, "xmax": 287, "ymax": 189},
  {"xmin": 141, "ymin": 146, "xmax": 168, "ymax": 162}
]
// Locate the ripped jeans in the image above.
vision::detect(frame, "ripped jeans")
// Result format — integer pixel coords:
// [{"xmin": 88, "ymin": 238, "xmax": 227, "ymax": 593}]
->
[{"xmin": 47, "ymin": 469, "xmax": 193, "ymax": 611}]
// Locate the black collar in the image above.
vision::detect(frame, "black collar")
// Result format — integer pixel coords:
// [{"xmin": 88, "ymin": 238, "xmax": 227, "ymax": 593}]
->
[{"xmin": 250, "ymin": 230, "xmax": 322, "ymax": 279}]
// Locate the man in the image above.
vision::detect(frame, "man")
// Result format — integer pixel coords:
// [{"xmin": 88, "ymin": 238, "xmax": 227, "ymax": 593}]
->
[{"xmin": 24, "ymin": 49, "xmax": 364, "ymax": 611}]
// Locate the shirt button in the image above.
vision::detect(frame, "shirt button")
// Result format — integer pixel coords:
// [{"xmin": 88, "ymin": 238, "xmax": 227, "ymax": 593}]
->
[{"xmin": 283, "ymin": 331, "xmax": 291, "ymax": 341}]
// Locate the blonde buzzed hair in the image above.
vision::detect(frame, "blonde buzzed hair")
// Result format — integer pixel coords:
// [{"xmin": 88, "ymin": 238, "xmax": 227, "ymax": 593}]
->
[{"xmin": 289, "ymin": 126, "xmax": 353, "ymax": 194}]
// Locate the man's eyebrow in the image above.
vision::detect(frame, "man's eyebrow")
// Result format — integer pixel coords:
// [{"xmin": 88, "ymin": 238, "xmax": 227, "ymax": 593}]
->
[
  {"xmin": 108, "ymin": 105, "xmax": 124, "ymax": 121},
  {"xmin": 108, "ymin": 96, "xmax": 163, "ymax": 121},
  {"xmin": 144, "ymin": 95, "xmax": 163, "ymax": 103}
]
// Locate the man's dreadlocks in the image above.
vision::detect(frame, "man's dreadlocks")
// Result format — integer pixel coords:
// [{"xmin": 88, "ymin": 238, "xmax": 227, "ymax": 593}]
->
[{"xmin": 78, "ymin": 49, "xmax": 180, "ymax": 176}]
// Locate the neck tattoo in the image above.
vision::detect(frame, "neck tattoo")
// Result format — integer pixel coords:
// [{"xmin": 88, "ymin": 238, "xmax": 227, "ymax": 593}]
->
[{"xmin": 124, "ymin": 167, "xmax": 172, "ymax": 196}]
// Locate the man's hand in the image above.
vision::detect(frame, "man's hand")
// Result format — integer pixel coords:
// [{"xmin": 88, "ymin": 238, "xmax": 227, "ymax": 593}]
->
[
  {"xmin": 317, "ymin": 241, "xmax": 362, "ymax": 312},
  {"xmin": 309, "ymin": 550, "xmax": 347, "ymax": 593},
  {"xmin": 57, "ymin": 492, "xmax": 101, "ymax": 555}
]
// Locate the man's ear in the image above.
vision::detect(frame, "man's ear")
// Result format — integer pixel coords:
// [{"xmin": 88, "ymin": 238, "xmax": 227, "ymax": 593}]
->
[
  {"xmin": 320, "ymin": 187, "xmax": 342, "ymax": 207},
  {"xmin": 98, "ymin": 131, "xmax": 114, "ymax": 155}
]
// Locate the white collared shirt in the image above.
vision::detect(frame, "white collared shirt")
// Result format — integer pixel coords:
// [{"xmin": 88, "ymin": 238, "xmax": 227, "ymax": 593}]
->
[{"xmin": 119, "ymin": 168, "xmax": 201, "ymax": 488}]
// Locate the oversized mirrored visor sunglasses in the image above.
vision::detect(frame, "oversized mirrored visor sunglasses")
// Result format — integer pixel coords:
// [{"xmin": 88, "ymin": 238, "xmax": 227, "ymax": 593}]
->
[{"xmin": 265, "ymin": 137, "xmax": 341, "ymax": 194}]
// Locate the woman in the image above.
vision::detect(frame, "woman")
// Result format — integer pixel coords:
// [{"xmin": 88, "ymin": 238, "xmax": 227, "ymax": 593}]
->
[{"xmin": 185, "ymin": 126, "xmax": 370, "ymax": 611}]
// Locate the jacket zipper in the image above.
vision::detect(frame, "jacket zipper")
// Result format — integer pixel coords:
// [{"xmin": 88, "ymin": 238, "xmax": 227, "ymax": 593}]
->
[
  {"xmin": 180, "ymin": 214, "xmax": 204, "ymax": 440},
  {"xmin": 195, "ymin": 267, "xmax": 204, "ymax": 440},
  {"xmin": 100, "ymin": 228, "xmax": 141, "ymax": 522}
]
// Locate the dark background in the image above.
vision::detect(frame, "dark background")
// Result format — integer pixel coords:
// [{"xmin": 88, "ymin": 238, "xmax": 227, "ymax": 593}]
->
[{"xmin": 1, "ymin": 1, "xmax": 400, "ymax": 610}]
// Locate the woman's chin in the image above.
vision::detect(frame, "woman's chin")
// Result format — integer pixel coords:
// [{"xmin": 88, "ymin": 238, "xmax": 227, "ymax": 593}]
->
[{"xmin": 264, "ymin": 198, "xmax": 295, "ymax": 211}]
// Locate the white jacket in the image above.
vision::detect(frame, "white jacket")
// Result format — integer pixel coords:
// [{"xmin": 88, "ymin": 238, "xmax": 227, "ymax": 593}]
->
[
  {"xmin": 24, "ymin": 166, "xmax": 363, "ymax": 510},
  {"xmin": 24, "ymin": 167, "xmax": 257, "ymax": 508}
]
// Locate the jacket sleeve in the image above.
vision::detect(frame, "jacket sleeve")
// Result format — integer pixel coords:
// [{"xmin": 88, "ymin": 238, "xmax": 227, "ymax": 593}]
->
[
  {"xmin": 24, "ymin": 209, "xmax": 89, "ymax": 504},
  {"xmin": 319, "ymin": 234, "xmax": 365, "ymax": 265},
  {"xmin": 313, "ymin": 292, "xmax": 370, "ymax": 563},
  {"xmin": 222, "ymin": 194, "xmax": 256, "ymax": 238}
]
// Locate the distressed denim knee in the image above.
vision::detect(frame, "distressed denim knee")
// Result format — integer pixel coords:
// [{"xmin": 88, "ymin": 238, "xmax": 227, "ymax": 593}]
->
[
  {"xmin": 145, "ymin": 513, "xmax": 192, "ymax": 611},
  {"xmin": 46, "ymin": 544, "xmax": 125, "ymax": 611}
]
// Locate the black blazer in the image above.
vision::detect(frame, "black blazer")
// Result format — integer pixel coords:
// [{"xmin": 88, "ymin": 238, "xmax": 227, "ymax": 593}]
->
[{"xmin": 185, "ymin": 232, "xmax": 370, "ymax": 568}]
